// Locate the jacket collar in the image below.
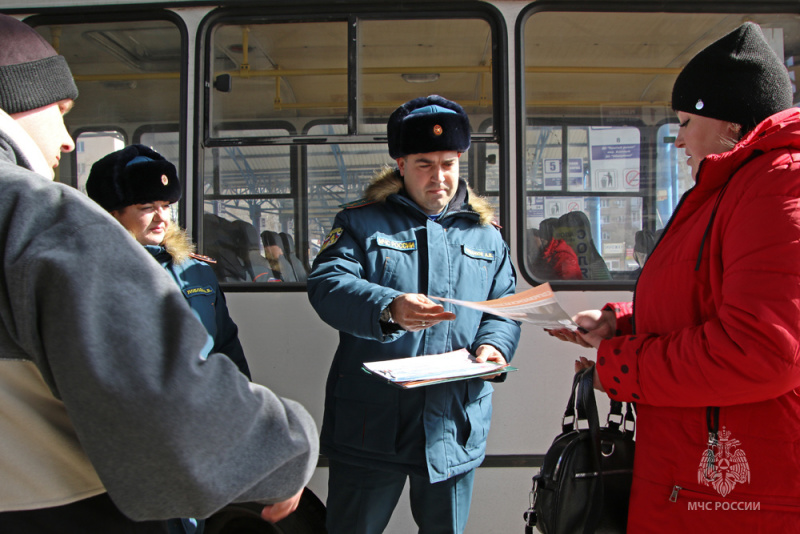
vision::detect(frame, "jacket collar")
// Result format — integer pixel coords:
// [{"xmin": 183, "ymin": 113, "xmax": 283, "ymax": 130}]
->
[
  {"xmin": 142, "ymin": 224, "xmax": 194, "ymax": 265},
  {"xmin": 363, "ymin": 165, "xmax": 496, "ymax": 225},
  {"xmin": 695, "ymin": 107, "xmax": 800, "ymax": 192}
]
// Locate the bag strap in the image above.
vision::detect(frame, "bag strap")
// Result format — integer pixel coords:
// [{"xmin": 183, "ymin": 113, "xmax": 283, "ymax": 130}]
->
[
  {"xmin": 576, "ymin": 366, "xmax": 604, "ymax": 534},
  {"xmin": 561, "ymin": 368, "xmax": 584, "ymax": 433}
]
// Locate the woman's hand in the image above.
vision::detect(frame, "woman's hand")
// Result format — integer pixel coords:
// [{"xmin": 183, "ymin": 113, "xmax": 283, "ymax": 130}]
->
[
  {"xmin": 574, "ymin": 356, "xmax": 605, "ymax": 393},
  {"xmin": 546, "ymin": 309, "xmax": 616, "ymax": 349}
]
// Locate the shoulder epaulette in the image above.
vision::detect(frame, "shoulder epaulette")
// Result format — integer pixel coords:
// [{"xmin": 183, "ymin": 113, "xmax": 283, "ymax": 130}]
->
[
  {"xmin": 340, "ymin": 198, "xmax": 377, "ymax": 209},
  {"xmin": 189, "ymin": 252, "xmax": 217, "ymax": 264}
]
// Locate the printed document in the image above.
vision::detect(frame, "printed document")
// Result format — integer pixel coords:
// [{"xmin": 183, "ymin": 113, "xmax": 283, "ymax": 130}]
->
[{"xmin": 431, "ymin": 283, "xmax": 577, "ymax": 330}]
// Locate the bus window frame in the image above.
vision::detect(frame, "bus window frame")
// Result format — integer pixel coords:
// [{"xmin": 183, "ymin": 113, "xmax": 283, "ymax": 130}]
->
[
  {"xmin": 195, "ymin": 3, "xmax": 510, "ymax": 292},
  {"xmin": 25, "ymin": 9, "xmax": 190, "ymax": 228},
  {"xmin": 514, "ymin": 0, "xmax": 800, "ymax": 291}
]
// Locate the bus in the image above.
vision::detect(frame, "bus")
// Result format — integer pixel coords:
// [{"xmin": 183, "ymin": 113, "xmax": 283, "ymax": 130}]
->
[{"xmin": 4, "ymin": 0, "xmax": 798, "ymax": 531}]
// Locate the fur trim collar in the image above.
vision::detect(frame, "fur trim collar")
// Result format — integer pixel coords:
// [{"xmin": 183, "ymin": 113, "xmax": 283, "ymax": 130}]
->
[
  {"xmin": 364, "ymin": 165, "xmax": 496, "ymax": 225},
  {"xmin": 138, "ymin": 224, "xmax": 195, "ymax": 265}
]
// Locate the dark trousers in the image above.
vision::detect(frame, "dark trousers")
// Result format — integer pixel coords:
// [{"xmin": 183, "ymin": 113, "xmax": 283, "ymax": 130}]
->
[
  {"xmin": 0, "ymin": 493, "xmax": 169, "ymax": 533},
  {"xmin": 326, "ymin": 459, "xmax": 475, "ymax": 534}
]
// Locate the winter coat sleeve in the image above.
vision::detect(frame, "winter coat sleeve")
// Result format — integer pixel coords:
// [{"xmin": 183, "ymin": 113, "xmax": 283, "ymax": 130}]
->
[
  {"xmin": 307, "ymin": 210, "xmax": 403, "ymax": 342},
  {"xmin": 471, "ymin": 237, "xmax": 521, "ymax": 363},
  {"xmin": 602, "ymin": 302, "xmax": 634, "ymax": 336},
  {"xmin": 7, "ymin": 181, "xmax": 318, "ymax": 521},
  {"xmin": 212, "ymin": 282, "xmax": 252, "ymax": 379},
  {"xmin": 597, "ymin": 163, "xmax": 800, "ymax": 408}
]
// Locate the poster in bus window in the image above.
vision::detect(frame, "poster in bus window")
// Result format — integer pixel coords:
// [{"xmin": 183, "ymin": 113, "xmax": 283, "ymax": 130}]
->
[
  {"xmin": 542, "ymin": 158, "xmax": 585, "ymax": 191},
  {"xmin": 588, "ymin": 127, "xmax": 640, "ymax": 192},
  {"xmin": 542, "ymin": 197, "xmax": 585, "ymax": 222},
  {"xmin": 527, "ymin": 196, "xmax": 545, "ymax": 222}
]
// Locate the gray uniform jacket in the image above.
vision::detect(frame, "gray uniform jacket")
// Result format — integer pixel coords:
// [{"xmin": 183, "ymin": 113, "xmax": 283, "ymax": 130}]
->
[{"xmin": 0, "ymin": 116, "xmax": 318, "ymax": 521}]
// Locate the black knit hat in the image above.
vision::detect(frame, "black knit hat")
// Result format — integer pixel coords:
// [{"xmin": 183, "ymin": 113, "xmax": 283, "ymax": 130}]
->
[
  {"xmin": 0, "ymin": 14, "xmax": 78, "ymax": 114},
  {"xmin": 672, "ymin": 22, "xmax": 794, "ymax": 133},
  {"xmin": 86, "ymin": 144, "xmax": 181, "ymax": 212},
  {"xmin": 387, "ymin": 95, "xmax": 471, "ymax": 158}
]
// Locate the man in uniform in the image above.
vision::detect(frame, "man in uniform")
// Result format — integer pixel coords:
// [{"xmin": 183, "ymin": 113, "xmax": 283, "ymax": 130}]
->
[{"xmin": 308, "ymin": 95, "xmax": 521, "ymax": 533}]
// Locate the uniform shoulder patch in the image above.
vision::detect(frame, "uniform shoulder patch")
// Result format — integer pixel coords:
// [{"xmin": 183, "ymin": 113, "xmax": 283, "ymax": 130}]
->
[
  {"xmin": 340, "ymin": 198, "xmax": 376, "ymax": 209},
  {"xmin": 319, "ymin": 227, "xmax": 344, "ymax": 254},
  {"xmin": 189, "ymin": 252, "xmax": 217, "ymax": 264}
]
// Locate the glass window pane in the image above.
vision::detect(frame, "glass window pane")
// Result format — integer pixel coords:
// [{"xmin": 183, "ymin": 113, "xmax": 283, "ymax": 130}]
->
[
  {"xmin": 35, "ymin": 20, "xmax": 182, "ymax": 186},
  {"xmin": 74, "ymin": 131, "xmax": 125, "ymax": 193},
  {"xmin": 521, "ymin": 10, "xmax": 800, "ymax": 283},
  {"xmin": 210, "ymin": 21, "xmax": 347, "ymax": 138},
  {"xmin": 358, "ymin": 18, "xmax": 493, "ymax": 131}
]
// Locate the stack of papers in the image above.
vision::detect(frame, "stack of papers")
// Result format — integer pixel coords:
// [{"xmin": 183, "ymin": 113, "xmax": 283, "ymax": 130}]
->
[
  {"xmin": 363, "ymin": 284, "xmax": 575, "ymax": 388},
  {"xmin": 363, "ymin": 348, "xmax": 517, "ymax": 389}
]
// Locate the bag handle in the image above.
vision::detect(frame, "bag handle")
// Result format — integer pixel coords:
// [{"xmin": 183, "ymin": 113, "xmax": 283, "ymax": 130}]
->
[
  {"xmin": 577, "ymin": 366, "xmax": 604, "ymax": 534},
  {"xmin": 560, "ymin": 368, "xmax": 584, "ymax": 433}
]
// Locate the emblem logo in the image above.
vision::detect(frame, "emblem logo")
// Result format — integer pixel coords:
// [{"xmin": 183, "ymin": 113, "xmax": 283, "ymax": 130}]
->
[
  {"xmin": 697, "ymin": 426, "xmax": 750, "ymax": 497},
  {"xmin": 161, "ymin": 174, "xmax": 169, "ymax": 186},
  {"xmin": 319, "ymin": 227, "xmax": 343, "ymax": 254},
  {"xmin": 433, "ymin": 124, "xmax": 443, "ymax": 136}
]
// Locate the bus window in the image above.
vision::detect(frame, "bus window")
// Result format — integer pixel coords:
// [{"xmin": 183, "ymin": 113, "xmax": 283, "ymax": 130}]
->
[
  {"xmin": 32, "ymin": 18, "xmax": 184, "ymax": 190},
  {"xmin": 74, "ymin": 130, "xmax": 125, "ymax": 193},
  {"xmin": 519, "ymin": 9, "xmax": 800, "ymax": 285},
  {"xmin": 201, "ymin": 8, "xmax": 505, "ymax": 287}
]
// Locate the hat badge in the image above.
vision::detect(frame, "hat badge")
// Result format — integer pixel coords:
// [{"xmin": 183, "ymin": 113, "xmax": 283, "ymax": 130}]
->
[
  {"xmin": 161, "ymin": 174, "xmax": 169, "ymax": 186},
  {"xmin": 695, "ymin": 99, "xmax": 705, "ymax": 110},
  {"xmin": 433, "ymin": 124, "xmax": 443, "ymax": 136}
]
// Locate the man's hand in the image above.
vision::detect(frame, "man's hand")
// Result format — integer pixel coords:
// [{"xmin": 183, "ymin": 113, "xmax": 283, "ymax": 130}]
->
[
  {"xmin": 260, "ymin": 488, "xmax": 304, "ymax": 523},
  {"xmin": 389, "ymin": 293, "xmax": 456, "ymax": 331},
  {"xmin": 474, "ymin": 344, "xmax": 506, "ymax": 380}
]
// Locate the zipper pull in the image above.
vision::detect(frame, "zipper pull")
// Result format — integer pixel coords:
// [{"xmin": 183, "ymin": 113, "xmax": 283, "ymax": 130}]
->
[{"xmin": 669, "ymin": 485, "xmax": 681, "ymax": 503}]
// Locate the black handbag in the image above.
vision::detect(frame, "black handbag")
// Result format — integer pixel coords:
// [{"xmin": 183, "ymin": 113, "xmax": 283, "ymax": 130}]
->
[{"xmin": 524, "ymin": 367, "xmax": 635, "ymax": 534}]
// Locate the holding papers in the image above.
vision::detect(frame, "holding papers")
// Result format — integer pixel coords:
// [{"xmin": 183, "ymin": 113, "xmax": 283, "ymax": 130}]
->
[
  {"xmin": 363, "ymin": 284, "xmax": 573, "ymax": 388},
  {"xmin": 363, "ymin": 348, "xmax": 517, "ymax": 389},
  {"xmin": 432, "ymin": 283, "xmax": 578, "ymax": 330}
]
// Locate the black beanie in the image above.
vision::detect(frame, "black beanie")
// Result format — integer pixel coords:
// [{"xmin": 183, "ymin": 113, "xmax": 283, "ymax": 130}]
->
[
  {"xmin": 387, "ymin": 95, "xmax": 471, "ymax": 158},
  {"xmin": 672, "ymin": 22, "xmax": 794, "ymax": 133},
  {"xmin": 0, "ymin": 14, "xmax": 79, "ymax": 114},
  {"xmin": 86, "ymin": 144, "xmax": 181, "ymax": 212}
]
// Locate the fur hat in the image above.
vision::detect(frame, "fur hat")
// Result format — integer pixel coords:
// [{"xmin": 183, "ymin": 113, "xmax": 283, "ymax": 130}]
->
[
  {"xmin": 0, "ymin": 14, "xmax": 78, "ymax": 114},
  {"xmin": 672, "ymin": 22, "xmax": 794, "ymax": 133},
  {"xmin": 387, "ymin": 95, "xmax": 471, "ymax": 158},
  {"xmin": 86, "ymin": 144, "xmax": 181, "ymax": 212}
]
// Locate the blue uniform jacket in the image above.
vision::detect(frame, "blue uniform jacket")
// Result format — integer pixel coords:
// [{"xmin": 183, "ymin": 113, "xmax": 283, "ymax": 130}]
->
[
  {"xmin": 308, "ymin": 170, "xmax": 520, "ymax": 482},
  {"xmin": 145, "ymin": 244, "xmax": 251, "ymax": 379}
]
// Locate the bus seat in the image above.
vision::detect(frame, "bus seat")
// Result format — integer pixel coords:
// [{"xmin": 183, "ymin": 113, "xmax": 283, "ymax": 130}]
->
[
  {"xmin": 280, "ymin": 232, "xmax": 308, "ymax": 283},
  {"xmin": 203, "ymin": 213, "xmax": 248, "ymax": 282},
  {"xmin": 634, "ymin": 228, "xmax": 663, "ymax": 267},
  {"xmin": 553, "ymin": 211, "xmax": 612, "ymax": 280},
  {"xmin": 230, "ymin": 220, "xmax": 276, "ymax": 282},
  {"xmin": 261, "ymin": 230, "xmax": 297, "ymax": 282}
]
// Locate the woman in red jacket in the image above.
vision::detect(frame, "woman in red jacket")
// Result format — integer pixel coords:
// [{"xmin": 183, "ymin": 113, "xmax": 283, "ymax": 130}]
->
[{"xmin": 550, "ymin": 22, "xmax": 800, "ymax": 532}]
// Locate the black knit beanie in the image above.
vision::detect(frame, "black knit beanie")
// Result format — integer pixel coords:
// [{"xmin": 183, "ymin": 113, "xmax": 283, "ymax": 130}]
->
[
  {"xmin": 0, "ymin": 14, "xmax": 78, "ymax": 114},
  {"xmin": 86, "ymin": 144, "xmax": 181, "ymax": 212},
  {"xmin": 672, "ymin": 22, "xmax": 794, "ymax": 133},
  {"xmin": 387, "ymin": 95, "xmax": 471, "ymax": 158}
]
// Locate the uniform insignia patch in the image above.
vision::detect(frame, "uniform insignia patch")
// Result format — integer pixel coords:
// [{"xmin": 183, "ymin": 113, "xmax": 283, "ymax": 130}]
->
[
  {"xmin": 376, "ymin": 236, "xmax": 416, "ymax": 251},
  {"xmin": 340, "ymin": 198, "xmax": 376, "ymax": 209},
  {"xmin": 189, "ymin": 252, "xmax": 217, "ymax": 264},
  {"xmin": 183, "ymin": 285, "xmax": 214, "ymax": 298},
  {"xmin": 320, "ymin": 227, "xmax": 344, "ymax": 253}
]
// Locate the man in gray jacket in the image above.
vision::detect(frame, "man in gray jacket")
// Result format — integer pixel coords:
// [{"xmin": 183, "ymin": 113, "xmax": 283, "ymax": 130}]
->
[{"xmin": 0, "ymin": 14, "xmax": 318, "ymax": 533}]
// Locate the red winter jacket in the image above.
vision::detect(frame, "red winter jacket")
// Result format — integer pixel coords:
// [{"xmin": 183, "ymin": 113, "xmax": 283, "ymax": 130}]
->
[{"xmin": 599, "ymin": 108, "xmax": 800, "ymax": 532}]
